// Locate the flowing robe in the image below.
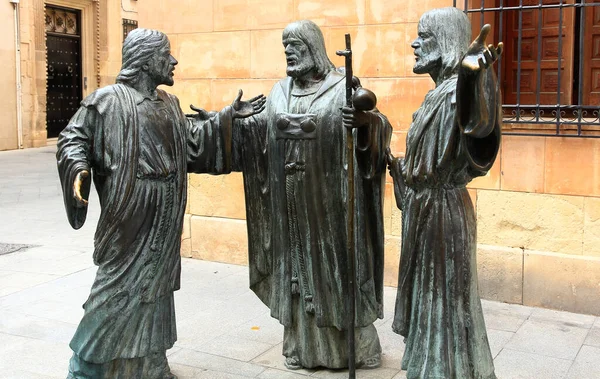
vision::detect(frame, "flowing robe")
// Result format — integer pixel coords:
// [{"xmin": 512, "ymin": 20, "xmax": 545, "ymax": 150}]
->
[
  {"xmin": 57, "ymin": 84, "xmax": 233, "ymax": 375},
  {"xmin": 233, "ymin": 71, "xmax": 392, "ymax": 368},
  {"xmin": 389, "ymin": 69, "xmax": 501, "ymax": 379}
]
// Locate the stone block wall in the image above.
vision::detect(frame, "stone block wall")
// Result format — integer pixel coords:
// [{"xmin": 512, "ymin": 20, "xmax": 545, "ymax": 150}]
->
[
  {"xmin": 0, "ymin": 1, "xmax": 18, "ymax": 151},
  {"xmin": 136, "ymin": 0, "xmax": 600, "ymax": 316},
  {"xmin": 472, "ymin": 137, "xmax": 600, "ymax": 316}
]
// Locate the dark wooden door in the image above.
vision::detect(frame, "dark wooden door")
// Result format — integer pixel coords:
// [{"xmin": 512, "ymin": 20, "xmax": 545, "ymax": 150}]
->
[
  {"xmin": 502, "ymin": 0, "xmax": 575, "ymax": 106},
  {"xmin": 583, "ymin": 5, "xmax": 600, "ymax": 105},
  {"xmin": 46, "ymin": 7, "xmax": 82, "ymax": 138}
]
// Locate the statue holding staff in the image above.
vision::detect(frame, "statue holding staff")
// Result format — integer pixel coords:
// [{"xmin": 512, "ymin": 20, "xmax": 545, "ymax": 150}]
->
[{"xmin": 232, "ymin": 20, "xmax": 392, "ymax": 370}]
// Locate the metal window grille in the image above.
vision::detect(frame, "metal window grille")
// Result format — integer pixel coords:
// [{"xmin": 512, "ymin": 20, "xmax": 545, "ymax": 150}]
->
[
  {"xmin": 45, "ymin": 6, "xmax": 80, "ymax": 36},
  {"xmin": 453, "ymin": 0, "xmax": 600, "ymax": 138},
  {"xmin": 123, "ymin": 19, "xmax": 138, "ymax": 42}
]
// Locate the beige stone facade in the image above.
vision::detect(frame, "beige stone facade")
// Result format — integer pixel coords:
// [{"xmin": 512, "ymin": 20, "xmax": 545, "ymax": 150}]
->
[
  {"xmin": 1, "ymin": 1, "xmax": 19, "ymax": 151},
  {"xmin": 3, "ymin": 0, "xmax": 599, "ymax": 316},
  {"xmin": 0, "ymin": 0, "xmax": 137, "ymax": 151}
]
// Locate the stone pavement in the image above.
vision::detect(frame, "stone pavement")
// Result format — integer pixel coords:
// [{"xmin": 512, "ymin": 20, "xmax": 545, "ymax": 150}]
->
[{"xmin": 1, "ymin": 146, "xmax": 599, "ymax": 379}]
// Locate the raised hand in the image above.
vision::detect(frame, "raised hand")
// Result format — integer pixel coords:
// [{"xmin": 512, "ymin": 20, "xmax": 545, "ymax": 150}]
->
[
  {"xmin": 73, "ymin": 170, "xmax": 89, "ymax": 207},
  {"xmin": 461, "ymin": 24, "xmax": 503, "ymax": 73},
  {"xmin": 186, "ymin": 104, "xmax": 216, "ymax": 120},
  {"xmin": 232, "ymin": 89, "xmax": 266, "ymax": 119}
]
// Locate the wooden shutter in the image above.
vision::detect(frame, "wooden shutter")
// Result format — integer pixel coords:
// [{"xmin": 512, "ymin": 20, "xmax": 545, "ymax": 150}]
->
[
  {"xmin": 583, "ymin": 5, "xmax": 600, "ymax": 105},
  {"xmin": 502, "ymin": 0, "xmax": 575, "ymax": 106}
]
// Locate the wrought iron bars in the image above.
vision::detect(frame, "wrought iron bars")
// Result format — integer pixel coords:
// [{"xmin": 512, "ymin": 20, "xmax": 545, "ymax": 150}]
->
[{"xmin": 453, "ymin": 0, "xmax": 600, "ymax": 137}]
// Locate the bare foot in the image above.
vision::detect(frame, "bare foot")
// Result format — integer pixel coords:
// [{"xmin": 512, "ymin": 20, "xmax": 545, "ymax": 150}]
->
[
  {"xmin": 284, "ymin": 356, "xmax": 302, "ymax": 370},
  {"xmin": 358, "ymin": 354, "xmax": 381, "ymax": 369}
]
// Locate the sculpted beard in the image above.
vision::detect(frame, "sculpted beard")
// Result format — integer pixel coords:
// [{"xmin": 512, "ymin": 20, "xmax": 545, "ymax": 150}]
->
[
  {"xmin": 286, "ymin": 56, "xmax": 315, "ymax": 79},
  {"xmin": 413, "ymin": 51, "xmax": 441, "ymax": 75}
]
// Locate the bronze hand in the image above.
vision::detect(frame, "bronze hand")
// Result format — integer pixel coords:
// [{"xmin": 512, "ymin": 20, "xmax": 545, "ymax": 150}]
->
[
  {"xmin": 73, "ymin": 170, "xmax": 89, "ymax": 207},
  {"xmin": 232, "ymin": 89, "xmax": 267, "ymax": 119},
  {"xmin": 461, "ymin": 24, "xmax": 504, "ymax": 72},
  {"xmin": 186, "ymin": 104, "xmax": 215, "ymax": 120}
]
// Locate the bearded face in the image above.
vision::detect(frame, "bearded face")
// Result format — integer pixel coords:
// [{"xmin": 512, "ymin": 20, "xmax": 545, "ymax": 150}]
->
[
  {"xmin": 411, "ymin": 22, "xmax": 442, "ymax": 75},
  {"xmin": 283, "ymin": 37, "xmax": 316, "ymax": 79},
  {"xmin": 147, "ymin": 41, "xmax": 178, "ymax": 87}
]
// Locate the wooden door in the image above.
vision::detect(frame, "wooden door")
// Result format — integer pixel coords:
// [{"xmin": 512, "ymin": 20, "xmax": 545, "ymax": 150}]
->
[
  {"xmin": 45, "ymin": 7, "xmax": 82, "ymax": 139},
  {"xmin": 583, "ymin": 5, "xmax": 600, "ymax": 105},
  {"xmin": 502, "ymin": 0, "xmax": 576, "ymax": 106}
]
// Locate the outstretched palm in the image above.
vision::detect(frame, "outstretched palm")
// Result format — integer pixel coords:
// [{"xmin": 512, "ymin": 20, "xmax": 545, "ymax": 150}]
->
[
  {"xmin": 232, "ymin": 89, "xmax": 267, "ymax": 119},
  {"xmin": 462, "ymin": 24, "xmax": 503, "ymax": 73}
]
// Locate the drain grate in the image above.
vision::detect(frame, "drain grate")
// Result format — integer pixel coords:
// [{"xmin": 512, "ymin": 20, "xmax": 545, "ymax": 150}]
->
[{"xmin": 0, "ymin": 243, "xmax": 35, "ymax": 256}]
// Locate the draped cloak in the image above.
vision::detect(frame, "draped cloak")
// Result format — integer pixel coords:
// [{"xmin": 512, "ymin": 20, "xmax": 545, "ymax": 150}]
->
[
  {"xmin": 57, "ymin": 84, "xmax": 233, "ymax": 364},
  {"xmin": 232, "ymin": 70, "xmax": 392, "ymax": 333},
  {"xmin": 390, "ymin": 72, "xmax": 501, "ymax": 379}
]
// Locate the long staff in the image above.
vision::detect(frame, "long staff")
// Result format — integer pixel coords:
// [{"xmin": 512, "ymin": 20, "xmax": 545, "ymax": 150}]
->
[{"xmin": 336, "ymin": 33, "xmax": 356, "ymax": 379}]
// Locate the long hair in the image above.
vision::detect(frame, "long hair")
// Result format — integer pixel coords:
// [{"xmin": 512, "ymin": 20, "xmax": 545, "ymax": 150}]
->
[
  {"xmin": 282, "ymin": 20, "xmax": 335, "ymax": 78},
  {"xmin": 116, "ymin": 28, "xmax": 169, "ymax": 85},
  {"xmin": 419, "ymin": 7, "xmax": 471, "ymax": 80}
]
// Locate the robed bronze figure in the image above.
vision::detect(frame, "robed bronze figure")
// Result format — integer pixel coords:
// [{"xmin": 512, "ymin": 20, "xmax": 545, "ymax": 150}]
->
[
  {"xmin": 57, "ymin": 28, "xmax": 265, "ymax": 379},
  {"xmin": 231, "ymin": 20, "xmax": 392, "ymax": 370},
  {"xmin": 387, "ymin": 8, "xmax": 503, "ymax": 379}
]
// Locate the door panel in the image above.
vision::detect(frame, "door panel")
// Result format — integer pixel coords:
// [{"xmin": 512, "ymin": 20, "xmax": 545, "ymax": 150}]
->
[
  {"xmin": 45, "ymin": 7, "xmax": 82, "ymax": 139},
  {"xmin": 502, "ymin": 0, "xmax": 575, "ymax": 106},
  {"xmin": 583, "ymin": 5, "xmax": 600, "ymax": 105}
]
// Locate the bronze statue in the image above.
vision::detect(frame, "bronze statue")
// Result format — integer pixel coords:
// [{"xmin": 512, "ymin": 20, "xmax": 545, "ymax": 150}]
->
[
  {"xmin": 230, "ymin": 20, "xmax": 392, "ymax": 370},
  {"xmin": 57, "ymin": 28, "xmax": 265, "ymax": 379},
  {"xmin": 387, "ymin": 8, "xmax": 503, "ymax": 379}
]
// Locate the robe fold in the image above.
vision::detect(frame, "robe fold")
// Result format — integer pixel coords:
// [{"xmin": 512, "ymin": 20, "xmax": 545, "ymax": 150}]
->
[
  {"xmin": 390, "ymin": 71, "xmax": 500, "ymax": 379},
  {"xmin": 233, "ymin": 70, "xmax": 392, "ymax": 368},
  {"xmin": 57, "ymin": 83, "xmax": 233, "ymax": 367}
]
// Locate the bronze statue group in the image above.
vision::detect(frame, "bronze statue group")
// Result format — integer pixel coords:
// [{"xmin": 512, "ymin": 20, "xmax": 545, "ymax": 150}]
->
[{"xmin": 57, "ymin": 7, "xmax": 503, "ymax": 379}]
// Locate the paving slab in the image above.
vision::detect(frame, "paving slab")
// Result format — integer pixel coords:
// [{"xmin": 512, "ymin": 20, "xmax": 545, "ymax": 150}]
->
[
  {"xmin": 494, "ymin": 349, "xmax": 572, "ymax": 379},
  {"xmin": 504, "ymin": 318, "xmax": 590, "ymax": 360},
  {"xmin": 169, "ymin": 348, "xmax": 267, "ymax": 377},
  {"xmin": 487, "ymin": 328, "xmax": 515, "ymax": 359},
  {"xmin": 0, "ymin": 310, "xmax": 77, "ymax": 343},
  {"xmin": 170, "ymin": 363, "xmax": 251, "ymax": 379},
  {"xmin": 376, "ymin": 320, "xmax": 404, "ymax": 371},
  {"xmin": 225, "ymin": 315, "xmax": 284, "ymax": 345},
  {"xmin": 583, "ymin": 317, "xmax": 600, "ymax": 347},
  {"xmin": 258, "ymin": 367, "xmax": 312, "ymax": 378},
  {"xmin": 251, "ymin": 343, "xmax": 317, "ymax": 376},
  {"xmin": 310, "ymin": 368, "xmax": 400, "ymax": 379},
  {"xmin": 566, "ymin": 345, "xmax": 600, "ymax": 379},
  {"xmin": 481, "ymin": 299, "xmax": 533, "ymax": 333},
  {"xmin": 529, "ymin": 307, "xmax": 596, "ymax": 329}
]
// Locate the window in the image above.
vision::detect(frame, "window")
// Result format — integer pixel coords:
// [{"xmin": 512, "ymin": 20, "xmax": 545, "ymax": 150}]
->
[
  {"xmin": 123, "ymin": 19, "xmax": 138, "ymax": 42},
  {"xmin": 456, "ymin": 0, "xmax": 600, "ymax": 137}
]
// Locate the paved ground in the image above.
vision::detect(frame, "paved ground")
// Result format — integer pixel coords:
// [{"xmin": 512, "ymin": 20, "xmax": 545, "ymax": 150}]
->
[{"xmin": 1, "ymin": 146, "xmax": 600, "ymax": 379}]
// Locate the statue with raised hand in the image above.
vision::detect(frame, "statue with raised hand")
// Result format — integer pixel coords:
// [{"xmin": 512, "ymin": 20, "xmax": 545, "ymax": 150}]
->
[
  {"xmin": 57, "ymin": 28, "xmax": 265, "ymax": 379},
  {"xmin": 387, "ymin": 8, "xmax": 502, "ymax": 379},
  {"xmin": 231, "ymin": 20, "xmax": 392, "ymax": 371}
]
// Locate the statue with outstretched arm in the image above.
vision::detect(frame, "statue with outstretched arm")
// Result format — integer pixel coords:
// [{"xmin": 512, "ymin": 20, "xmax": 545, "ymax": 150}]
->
[
  {"xmin": 387, "ymin": 8, "xmax": 503, "ymax": 379},
  {"xmin": 231, "ymin": 20, "xmax": 392, "ymax": 371}
]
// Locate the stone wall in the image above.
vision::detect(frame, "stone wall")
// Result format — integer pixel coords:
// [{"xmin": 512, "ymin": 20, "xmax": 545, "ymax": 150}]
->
[
  {"xmin": 472, "ymin": 137, "xmax": 600, "ymax": 316},
  {"xmin": 136, "ymin": 0, "xmax": 598, "ymax": 317},
  {"xmin": 0, "ymin": 1, "xmax": 18, "ymax": 151}
]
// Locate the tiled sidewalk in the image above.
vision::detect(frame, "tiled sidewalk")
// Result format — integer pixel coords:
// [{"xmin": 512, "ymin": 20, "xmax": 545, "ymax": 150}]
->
[{"xmin": 0, "ymin": 146, "xmax": 599, "ymax": 379}]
